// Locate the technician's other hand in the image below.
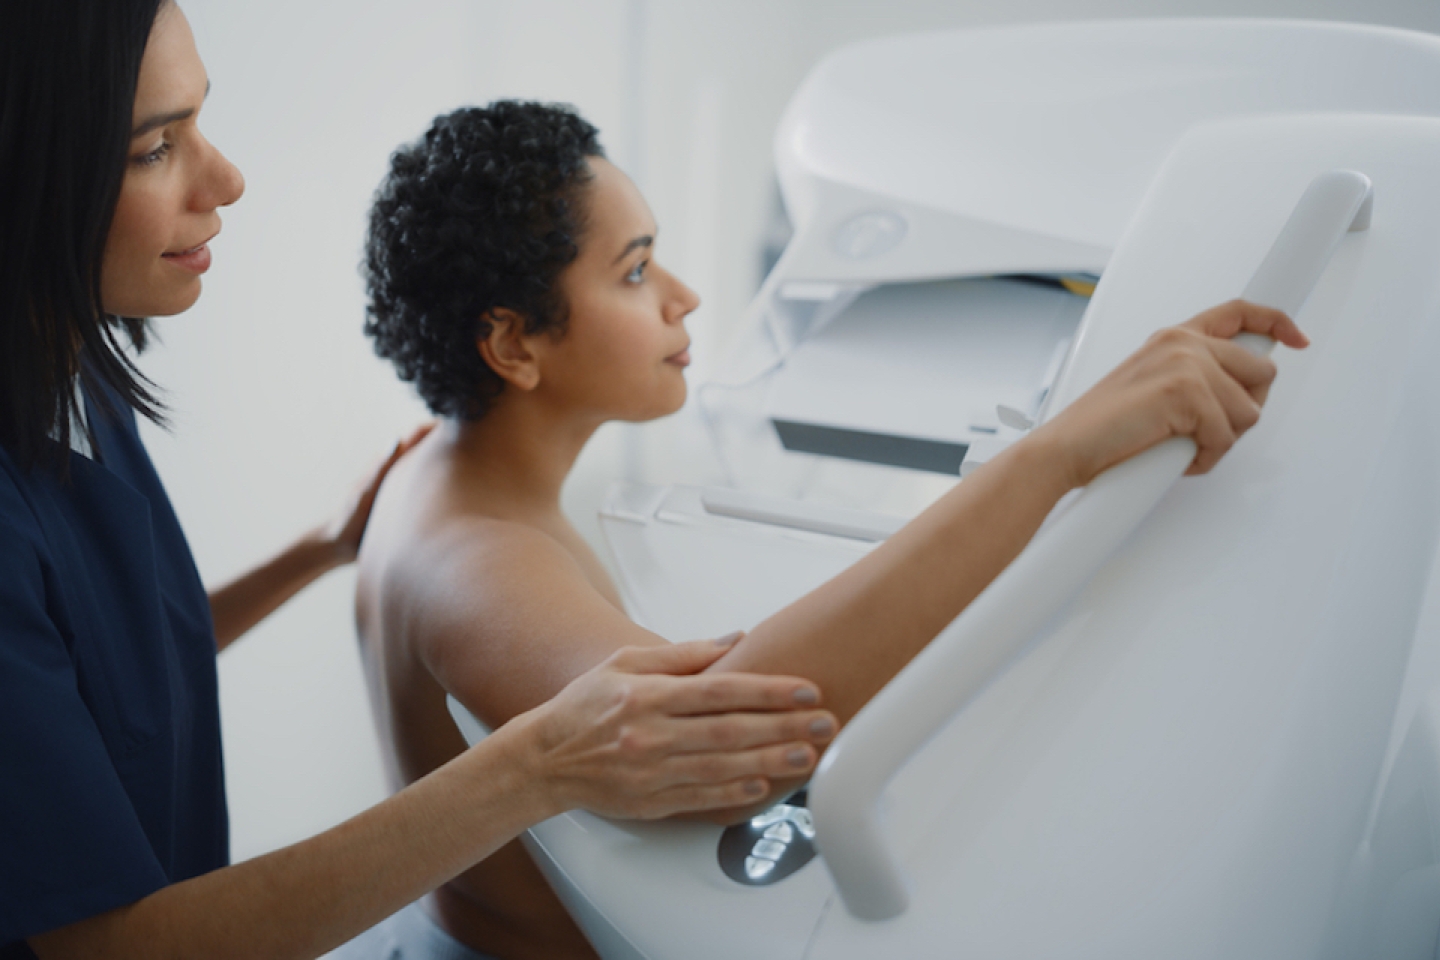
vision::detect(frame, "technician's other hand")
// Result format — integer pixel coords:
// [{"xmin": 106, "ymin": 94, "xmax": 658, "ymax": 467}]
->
[
  {"xmin": 1038, "ymin": 299, "xmax": 1308, "ymax": 484},
  {"xmin": 321, "ymin": 422, "xmax": 435, "ymax": 563},
  {"xmin": 515, "ymin": 636, "xmax": 837, "ymax": 820}
]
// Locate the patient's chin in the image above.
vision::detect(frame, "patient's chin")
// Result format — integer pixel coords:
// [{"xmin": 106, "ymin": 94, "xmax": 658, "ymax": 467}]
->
[
  {"xmin": 660, "ymin": 380, "xmax": 689, "ymax": 416},
  {"xmin": 621, "ymin": 381, "xmax": 688, "ymax": 423}
]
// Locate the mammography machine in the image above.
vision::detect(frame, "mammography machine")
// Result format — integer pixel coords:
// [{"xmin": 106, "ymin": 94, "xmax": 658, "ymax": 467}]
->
[{"xmin": 452, "ymin": 20, "xmax": 1440, "ymax": 958}]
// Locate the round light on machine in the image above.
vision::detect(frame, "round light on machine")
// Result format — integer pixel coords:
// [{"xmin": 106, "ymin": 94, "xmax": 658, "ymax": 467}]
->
[{"xmin": 832, "ymin": 210, "xmax": 907, "ymax": 260}]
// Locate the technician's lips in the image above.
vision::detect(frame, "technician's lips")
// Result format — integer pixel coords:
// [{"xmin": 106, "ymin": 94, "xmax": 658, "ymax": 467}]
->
[{"xmin": 162, "ymin": 235, "xmax": 216, "ymax": 274}]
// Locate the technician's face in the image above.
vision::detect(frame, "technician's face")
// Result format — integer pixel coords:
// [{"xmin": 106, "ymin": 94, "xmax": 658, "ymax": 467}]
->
[
  {"xmin": 100, "ymin": 3, "xmax": 244, "ymax": 318},
  {"xmin": 548, "ymin": 157, "xmax": 700, "ymax": 421}
]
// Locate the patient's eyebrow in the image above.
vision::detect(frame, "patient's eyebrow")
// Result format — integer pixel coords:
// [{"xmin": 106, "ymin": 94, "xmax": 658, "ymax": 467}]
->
[
  {"xmin": 131, "ymin": 80, "xmax": 211, "ymax": 138},
  {"xmin": 612, "ymin": 235, "xmax": 653, "ymax": 265}
]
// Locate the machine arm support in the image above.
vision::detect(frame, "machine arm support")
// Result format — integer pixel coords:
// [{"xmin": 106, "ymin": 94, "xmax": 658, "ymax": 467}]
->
[{"xmin": 808, "ymin": 169, "xmax": 1373, "ymax": 921}]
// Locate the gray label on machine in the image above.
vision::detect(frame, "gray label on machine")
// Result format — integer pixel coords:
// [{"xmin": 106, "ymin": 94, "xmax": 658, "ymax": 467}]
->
[{"xmin": 771, "ymin": 419, "xmax": 968, "ymax": 475}]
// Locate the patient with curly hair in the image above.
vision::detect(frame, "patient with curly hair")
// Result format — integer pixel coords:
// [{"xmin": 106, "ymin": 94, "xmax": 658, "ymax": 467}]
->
[{"xmin": 342, "ymin": 100, "xmax": 1304, "ymax": 959}]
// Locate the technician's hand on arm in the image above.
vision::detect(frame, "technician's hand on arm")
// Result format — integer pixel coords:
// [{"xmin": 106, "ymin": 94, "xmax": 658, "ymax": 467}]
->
[
  {"xmin": 208, "ymin": 424, "xmax": 433, "ymax": 650},
  {"xmin": 521, "ymin": 638, "xmax": 834, "ymax": 817},
  {"xmin": 27, "ymin": 637, "xmax": 832, "ymax": 960}
]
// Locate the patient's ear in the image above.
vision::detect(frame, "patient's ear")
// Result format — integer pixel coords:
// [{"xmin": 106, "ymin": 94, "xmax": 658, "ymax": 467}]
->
[{"xmin": 478, "ymin": 308, "xmax": 541, "ymax": 391}]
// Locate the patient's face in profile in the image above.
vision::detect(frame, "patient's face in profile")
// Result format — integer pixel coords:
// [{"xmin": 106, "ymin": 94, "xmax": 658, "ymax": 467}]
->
[{"xmin": 543, "ymin": 157, "xmax": 700, "ymax": 423}]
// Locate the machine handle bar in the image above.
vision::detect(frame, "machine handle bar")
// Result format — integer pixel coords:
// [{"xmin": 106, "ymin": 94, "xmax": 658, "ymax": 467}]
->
[{"xmin": 807, "ymin": 169, "xmax": 1373, "ymax": 922}]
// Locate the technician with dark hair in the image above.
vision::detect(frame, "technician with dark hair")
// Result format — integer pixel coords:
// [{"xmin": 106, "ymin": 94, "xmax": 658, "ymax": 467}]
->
[{"xmin": 0, "ymin": 3, "xmax": 838, "ymax": 959}]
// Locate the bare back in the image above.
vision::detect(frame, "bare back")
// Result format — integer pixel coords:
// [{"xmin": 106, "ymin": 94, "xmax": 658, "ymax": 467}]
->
[{"xmin": 355, "ymin": 432, "xmax": 624, "ymax": 960}]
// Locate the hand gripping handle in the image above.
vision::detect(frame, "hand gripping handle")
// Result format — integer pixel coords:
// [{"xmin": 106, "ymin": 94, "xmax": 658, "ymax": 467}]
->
[{"xmin": 808, "ymin": 169, "xmax": 1373, "ymax": 922}]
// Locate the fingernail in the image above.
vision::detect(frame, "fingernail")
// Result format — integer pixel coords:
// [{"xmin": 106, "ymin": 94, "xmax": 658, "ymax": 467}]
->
[
  {"xmin": 792, "ymin": 686, "xmax": 818, "ymax": 706},
  {"xmin": 810, "ymin": 717, "xmax": 835, "ymax": 739},
  {"xmin": 787, "ymin": 747, "xmax": 812, "ymax": 768},
  {"xmin": 745, "ymin": 779, "xmax": 766, "ymax": 797},
  {"xmin": 715, "ymin": 631, "xmax": 743, "ymax": 648}
]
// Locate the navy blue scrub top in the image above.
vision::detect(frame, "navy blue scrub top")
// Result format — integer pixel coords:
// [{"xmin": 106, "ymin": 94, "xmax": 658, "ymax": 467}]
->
[{"xmin": 0, "ymin": 387, "xmax": 226, "ymax": 956}]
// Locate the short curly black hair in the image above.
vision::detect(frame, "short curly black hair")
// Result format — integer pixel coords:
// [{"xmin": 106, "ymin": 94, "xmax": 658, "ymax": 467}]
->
[{"xmin": 363, "ymin": 101, "xmax": 605, "ymax": 419}]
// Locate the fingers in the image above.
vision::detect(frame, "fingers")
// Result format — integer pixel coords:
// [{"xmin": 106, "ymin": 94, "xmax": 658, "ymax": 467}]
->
[
  {"xmin": 1185, "ymin": 316, "xmax": 1290, "ymax": 472},
  {"xmin": 631, "ymin": 738, "xmax": 822, "ymax": 784},
  {"xmin": 1199, "ymin": 342, "xmax": 1265, "ymax": 430},
  {"xmin": 1154, "ymin": 341, "xmax": 1257, "ymax": 475},
  {"xmin": 534, "ymin": 651, "xmax": 838, "ymax": 820},
  {"xmin": 680, "ymin": 740, "xmax": 818, "ymax": 785},
  {"xmin": 605, "ymin": 643, "xmax": 824, "ymax": 712},
  {"xmin": 1184, "ymin": 299, "xmax": 1310, "ymax": 350},
  {"xmin": 361, "ymin": 424, "xmax": 434, "ymax": 503},
  {"xmin": 397, "ymin": 421, "xmax": 436, "ymax": 455},
  {"xmin": 626, "ymin": 741, "xmax": 825, "ymax": 819},
  {"xmin": 1183, "ymin": 376, "xmax": 1239, "ymax": 475},
  {"xmin": 608, "ymin": 635, "xmax": 744, "ymax": 678},
  {"xmin": 1051, "ymin": 298, "xmax": 1304, "ymax": 486},
  {"xmin": 1139, "ymin": 313, "xmax": 1289, "ymax": 475},
  {"xmin": 659, "ymin": 708, "xmax": 837, "ymax": 754},
  {"xmin": 370, "ymin": 422, "xmax": 435, "ymax": 491},
  {"xmin": 654, "ymin": 670, "xmax": 824, "ymax": 715},
  {"xmin": 629, "ymin": 778, "xmax": 773, "ymax": 819},
  {"xmin": 1205, "ymin": 336, "xmax": 1278, "ymax": 399}
]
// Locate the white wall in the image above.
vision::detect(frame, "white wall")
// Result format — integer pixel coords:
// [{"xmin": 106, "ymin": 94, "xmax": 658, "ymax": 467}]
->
[{"xmin": 147, "ymin": 0, "xmax": 1440, "ymax": 863}]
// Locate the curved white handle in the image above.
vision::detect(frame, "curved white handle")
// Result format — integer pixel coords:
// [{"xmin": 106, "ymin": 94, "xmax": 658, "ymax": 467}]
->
[{"xmin": 808, "ymin": 169, "xmax": 1373, "ymax": 922}]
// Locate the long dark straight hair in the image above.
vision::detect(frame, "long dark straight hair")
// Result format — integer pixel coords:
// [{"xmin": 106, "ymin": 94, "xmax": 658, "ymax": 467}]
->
[{"xmin": 0, "ymin": 0, "xmax": 167, "ymax": 470}]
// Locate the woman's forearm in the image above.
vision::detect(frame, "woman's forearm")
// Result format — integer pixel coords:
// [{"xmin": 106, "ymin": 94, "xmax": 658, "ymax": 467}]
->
[
  {"xmin": 209, "ymin": 528, "xmax": 345, "ymax": 651},
  {"xmin": 712, "ymin": 429, "xmax": 1076, "ymax": 725},
  {"xmin": 29, "ymin": 719, "xmax": 555, "ymax": 960}
]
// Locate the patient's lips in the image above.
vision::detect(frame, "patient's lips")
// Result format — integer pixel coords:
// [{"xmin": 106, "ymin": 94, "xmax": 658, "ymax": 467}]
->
[{"xmin": 665, "ymin": 345, "xmax": 692, "ymax": 368}]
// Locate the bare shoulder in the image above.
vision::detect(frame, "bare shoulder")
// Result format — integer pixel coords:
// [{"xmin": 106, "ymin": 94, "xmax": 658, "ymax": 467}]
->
[
  {"xmin": 408, "ymin": 513, "xmax": 593, "ymax": 601},
  {"xmin": 383, "ymin": 512, "xmax": 656, "ymax": 725},
  {"xmin": 357, "ymin": 442, "xmax": 589, "ymax": 624},
  {"xmin": 354, "ymin": 435, "xmax": 659, "ymax": 724}
]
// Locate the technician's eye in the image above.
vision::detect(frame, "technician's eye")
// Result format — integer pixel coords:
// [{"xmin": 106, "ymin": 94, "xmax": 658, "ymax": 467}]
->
[
  {"xmin": 626, "ymin": 260, "xmax": 648, "ymax": 284},
  {"xmin": 132, "ymin": 140, "xmax": 172, "ymax": 167}
]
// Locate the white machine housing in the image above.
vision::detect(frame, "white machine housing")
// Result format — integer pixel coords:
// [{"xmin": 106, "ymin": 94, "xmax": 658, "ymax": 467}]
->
[{"xmin": 452, "ymin": 20, "xmax": 1440, "ymax": 960}]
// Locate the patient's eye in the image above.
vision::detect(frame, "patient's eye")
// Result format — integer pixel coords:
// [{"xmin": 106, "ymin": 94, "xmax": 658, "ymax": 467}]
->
[{"xmin": 626, "ymin": 260, "xmax": 648, "ymax": 284}]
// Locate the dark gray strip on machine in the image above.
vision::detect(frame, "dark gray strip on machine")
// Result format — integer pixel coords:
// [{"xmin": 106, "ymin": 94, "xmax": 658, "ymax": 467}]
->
[{"xmin": 771, "ymin": 419, "xmax": 968, "ymax": 475}]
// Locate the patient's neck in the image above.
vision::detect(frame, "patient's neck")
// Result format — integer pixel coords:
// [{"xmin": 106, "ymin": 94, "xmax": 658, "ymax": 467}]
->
[{"xmin": 447, "ymin": 389, "xmax": 600, "ymax": 516}]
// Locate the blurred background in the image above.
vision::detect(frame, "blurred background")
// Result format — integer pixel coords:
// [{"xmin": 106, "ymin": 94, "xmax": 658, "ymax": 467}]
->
[{"xmin": 149, "ymin": 0, "xmax": 1440, "ymax": 862}]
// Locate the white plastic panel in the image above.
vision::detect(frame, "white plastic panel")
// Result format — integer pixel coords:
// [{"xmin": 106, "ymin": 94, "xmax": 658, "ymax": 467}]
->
[
  {"xmin": 600, "ymin": 482, "xmax": 877, "ymax": 640},
  {"xmin": 775, "ymin": 20, "xmax": 1440, "ymax": 283},
  {"xmin": 522, "ymin": 811, "xmax": 835, "ymax": 960},
  {"xmin": 807, "ymin": 168, "xmax": 1374, "ymax": 922},
  {"xmin": 804, "ymin": 112, "xmax": 1440, "ymax": 960},
  {"xmin": 767, "ymin": 278, "xmax": 1083, "ymax": 452},
  {"xmin": 706, "ymin": 21, "xmax": 1440, "ymax": 505}
]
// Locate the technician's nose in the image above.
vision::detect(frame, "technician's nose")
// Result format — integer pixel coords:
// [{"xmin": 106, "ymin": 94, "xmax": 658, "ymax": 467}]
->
[{"xmin": 193, "ymin": 134, "xmax": 245, "ymax": 211}]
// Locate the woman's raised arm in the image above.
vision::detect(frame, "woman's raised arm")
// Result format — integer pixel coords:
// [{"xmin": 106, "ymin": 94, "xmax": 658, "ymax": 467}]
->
[
  {"xmin": 407, "ymin": 302, "xmax": 1306, "ymax": 816},
  {"xmin": 712, "ymin": 301, "xmax": 1306, "ymax": 720}
]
